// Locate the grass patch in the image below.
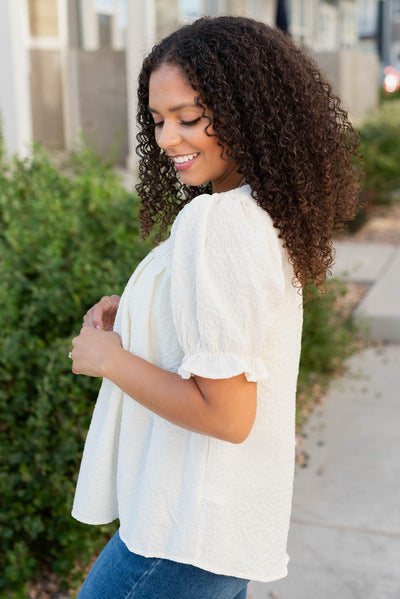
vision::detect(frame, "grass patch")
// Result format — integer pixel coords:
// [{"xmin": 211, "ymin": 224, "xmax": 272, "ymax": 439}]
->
[{"xmin": 296, "ymin": 280, "xmax": 361, "ymax": 427}]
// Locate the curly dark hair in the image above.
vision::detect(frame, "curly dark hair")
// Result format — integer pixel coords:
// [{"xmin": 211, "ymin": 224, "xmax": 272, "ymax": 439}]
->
[{"xmin": 136, "ymin": 16, "xmax": 360, "ymax": 292}]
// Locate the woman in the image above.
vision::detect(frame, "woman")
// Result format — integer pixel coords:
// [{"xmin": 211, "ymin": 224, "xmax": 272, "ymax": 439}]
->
[{"xmin": 70, "ymin": 16, "xmax": 360, "ymax": 599}]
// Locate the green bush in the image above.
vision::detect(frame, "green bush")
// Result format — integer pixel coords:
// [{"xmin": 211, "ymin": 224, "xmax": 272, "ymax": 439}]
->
[
  {"xmin": 379, "ymin": 87, "xmax": 400, "ymax": 104},
  {"xmin": 297, "ymin": 281, "xmax": 358, "ymax": 426},
  {"xmin": 0, "ymin": 138, "xmax": 358, "ymax": 596},
  {"xmin": 0, "ymin": 141, "xmax": 153, "ymax": 596},
  {"xmin": 359, "ymin": 100, "xmax": 400, "ymax": 204}
]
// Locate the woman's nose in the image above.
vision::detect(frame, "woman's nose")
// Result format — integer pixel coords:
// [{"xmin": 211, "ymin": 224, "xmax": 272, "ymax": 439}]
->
[{"xmin": 156, "ymin": 121, "xmax": 182, "ymax": 150}]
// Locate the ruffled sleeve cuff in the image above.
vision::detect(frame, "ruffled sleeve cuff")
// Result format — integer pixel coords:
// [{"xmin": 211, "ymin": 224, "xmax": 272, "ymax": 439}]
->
[{"xmin": 177, "ymin": 352, "xmax": 270, "ymax": 383}]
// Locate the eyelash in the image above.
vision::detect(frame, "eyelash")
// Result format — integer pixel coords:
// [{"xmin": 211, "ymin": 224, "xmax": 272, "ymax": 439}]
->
[{"xmin": 153, "ymin": 117, "xmax": 202, "ymax": 128}]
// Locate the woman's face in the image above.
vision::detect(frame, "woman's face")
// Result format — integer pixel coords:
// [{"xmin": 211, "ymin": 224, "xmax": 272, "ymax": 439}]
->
[{"xmin": 148, "ymin": 63, "xmax": 242, "ymax": 193}]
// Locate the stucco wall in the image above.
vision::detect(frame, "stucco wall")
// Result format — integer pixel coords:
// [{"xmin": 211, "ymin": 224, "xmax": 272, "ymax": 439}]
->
[
  {"xmin": 72, "ymin": 49, "xmax": 128, "ymax": 165},
  {"xmin": 313, "ymin": 49, "xmax": 379, "ymax": 124},
  {"xmin": 338, "ymin": 49, "xmax": 380, "ymax": 124},
  {"xmin": 312, "ymin": 50, "xmax": 341, "ymax": 89},
  {"xmin": 30, "ymin": 49, "xmax": 65, "ymax": 149}
]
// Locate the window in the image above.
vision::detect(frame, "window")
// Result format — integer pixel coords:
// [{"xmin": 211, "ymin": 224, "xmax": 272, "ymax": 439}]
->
[
  {"xmin": 179, "ymin": 0, "xmax": 201, "ymax": 21},
  {"xmin": 316, "ymin": 3, "xmax": 337, "ymax": 51},
  {"xmin": 98, "ymin": 13, "xmax": 112, "ymax": 47},
  {"xmin": 88, "ymin": 0, "xmax": 126, "ymax": 49},
  {"xmin": 358, "ymin": 0, "xmax": 378, "ymax": 37},
  {"xmin": 94, "ymin": 0, "xmax": 113, "ymax": 48},
  {"xmin": 340, "ymin": 3, "xmax": 357, "ymax": 48}
]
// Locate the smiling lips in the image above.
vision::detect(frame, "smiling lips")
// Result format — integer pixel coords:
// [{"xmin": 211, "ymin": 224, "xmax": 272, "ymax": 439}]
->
[{"xmin": 169, "ymin": 152, "xmax": 199, "ymax": 171}]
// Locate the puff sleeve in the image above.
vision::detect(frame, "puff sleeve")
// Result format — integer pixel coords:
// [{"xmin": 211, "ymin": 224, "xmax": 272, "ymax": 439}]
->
[{"xmin": 170, "ymin": 187, "xmax": 285, "ymax": 382}]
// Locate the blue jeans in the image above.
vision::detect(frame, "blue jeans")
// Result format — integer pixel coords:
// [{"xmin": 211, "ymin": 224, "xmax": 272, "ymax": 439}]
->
[{"xmin": 78, "ymin": 530, "xmax": 249, "ymax": 599}]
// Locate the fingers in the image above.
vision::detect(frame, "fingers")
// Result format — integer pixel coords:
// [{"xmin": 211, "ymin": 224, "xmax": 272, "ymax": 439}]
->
[
  {"xmin": 83, "ymin": 303, "xmax": 104, "ymax": 329},
  {"xmin": 83, "ymin": 295, "xmax": 120, "ymax": 330},
  {"xmin": 90, "ymin": 304, "xmax": 104, "ymax": 329},
  {"xmin": 107, "ymin": 295, "xmax": 121, "ymax": 307},
  {"xmin": 70, "ymin": 329, "xmax": 90, "ymax": 374},
  {"xmin": 70, "ymin": 326, "xmax": 122, "ymax": 378},
  {"xmin": 101, "ymin": 296, "xmax": 113, "ymax": 308},
  {"xmin": 70, "ymin": 336, "xmax": 77, "ymax": 370}
]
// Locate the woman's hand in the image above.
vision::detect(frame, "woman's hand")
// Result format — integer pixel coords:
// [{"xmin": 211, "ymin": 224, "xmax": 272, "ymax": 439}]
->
[
  {"xmin": 83, "ymin": 295, "xmax": 120, "ymax": 331},
  {"xmin": 71, "ymin": 327, "xmax": 123, "ymax": 378}
]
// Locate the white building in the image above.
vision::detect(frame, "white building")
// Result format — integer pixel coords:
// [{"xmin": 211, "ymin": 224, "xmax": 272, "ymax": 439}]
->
[{"xmin": 0, "ymin": 0, "xmax": 380, "ymax": 169}]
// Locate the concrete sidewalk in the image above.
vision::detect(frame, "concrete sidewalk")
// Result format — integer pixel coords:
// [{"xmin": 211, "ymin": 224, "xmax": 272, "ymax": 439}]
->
[
  {"xmin": 331, "ymin": 241, "xmax": 400, "ymax": 343},
  {"xmin": 248, "ymin": 240, "xmax": 400, "ymax": 599},
  {"xmin": 248, "ymin": 344, "xmax": 400, "ymax": 599}
]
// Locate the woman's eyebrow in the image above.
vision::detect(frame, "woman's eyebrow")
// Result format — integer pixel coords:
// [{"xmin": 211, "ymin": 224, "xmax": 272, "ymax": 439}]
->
[{"xmin": 149, "ymin": 103, "xmax": 199, "ymax": 114}]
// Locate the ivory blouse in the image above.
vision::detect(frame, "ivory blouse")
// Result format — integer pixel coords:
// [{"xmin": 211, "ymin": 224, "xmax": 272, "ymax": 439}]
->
[{"xmin": 72, "ymin": 184, "xmax": 303, "ymax": 583}]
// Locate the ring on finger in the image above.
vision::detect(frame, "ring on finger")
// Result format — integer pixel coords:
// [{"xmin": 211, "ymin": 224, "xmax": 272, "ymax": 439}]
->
[{"xmin": 103, "ymin": 296, "xmax": 112, "ymax": 307}]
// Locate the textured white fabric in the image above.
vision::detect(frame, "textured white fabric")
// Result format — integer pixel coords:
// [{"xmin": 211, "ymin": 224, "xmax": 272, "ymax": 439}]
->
[{"xmin": 72, "ymin": 185, "xmax": 303, "ymax": 583}]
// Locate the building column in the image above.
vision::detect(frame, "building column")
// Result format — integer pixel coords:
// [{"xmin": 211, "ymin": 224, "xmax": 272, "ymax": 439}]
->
[
  {"xmin": 125, "ymin": 0, "xmax": 156, "ymax": 174},
  {"xmin": 0, "ymin": 0, "xmax": 32, "ymax": 157},
  {"xmin": 79, "ymin": 0, "xmax": 98, "ymax": 50},
  {"xmin": 58, "ymin": 0, "xmax": 73, "ymax": 150}
]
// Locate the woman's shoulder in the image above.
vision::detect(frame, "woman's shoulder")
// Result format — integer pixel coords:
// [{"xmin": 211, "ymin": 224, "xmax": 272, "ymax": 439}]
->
[
  {"xmin": 170, "ymin": 185, "xmax": 282, "ymax": 270},
  {"xmin": 173, "ymin": 185, "xmax": 273, "ymax": 233}
]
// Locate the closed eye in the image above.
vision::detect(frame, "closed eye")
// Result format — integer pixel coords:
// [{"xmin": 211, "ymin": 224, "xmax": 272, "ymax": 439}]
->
[
  {"xmin": 153, "ymin": 117, "xmax": 202, "ymax": 128},
  {"xmin": 181, "ymin": 117, "xmax": 202, "ymax": 126}
]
